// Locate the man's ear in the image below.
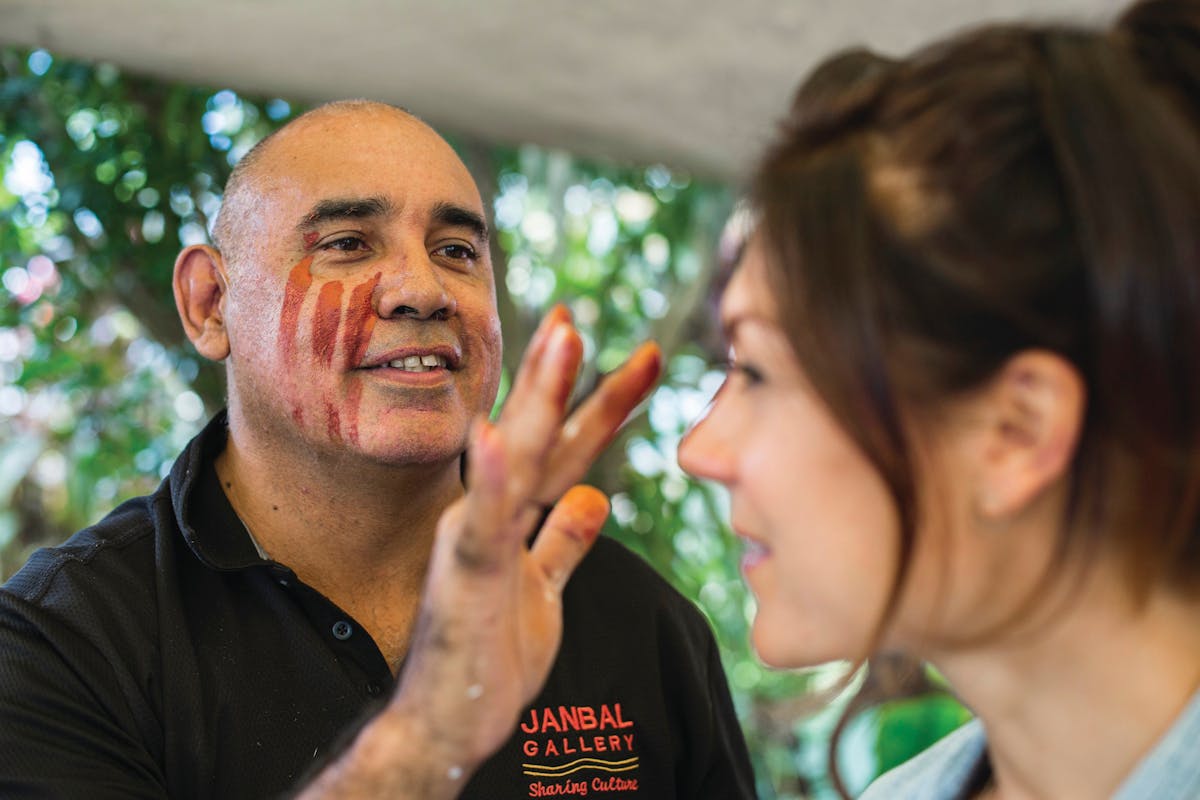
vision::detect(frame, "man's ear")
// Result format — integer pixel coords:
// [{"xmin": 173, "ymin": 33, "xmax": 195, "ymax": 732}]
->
[
  {"xmin": 173, "ymin": 245, "xmax": 231, "ymax": 362},
  {"xmin": 974, "ymin": 350, "xmax": 1085, "ymax": 519}
]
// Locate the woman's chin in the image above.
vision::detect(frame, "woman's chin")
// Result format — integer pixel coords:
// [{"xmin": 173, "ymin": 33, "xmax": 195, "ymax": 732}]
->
[{"xmin": 751, "ymin": 619, "xmax": 818, "ymax": 669}]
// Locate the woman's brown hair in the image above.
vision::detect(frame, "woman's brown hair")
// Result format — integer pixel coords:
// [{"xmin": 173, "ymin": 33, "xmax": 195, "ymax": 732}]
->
[{"xmin": 750, "ymin": 3, "xmax": 1200, "ymax": 794}]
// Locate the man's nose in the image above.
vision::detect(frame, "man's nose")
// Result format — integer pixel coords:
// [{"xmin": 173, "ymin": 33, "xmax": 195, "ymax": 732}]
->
[{"xmin": 375, "ymin": 253, "xmax": 457, "ymax": 321}]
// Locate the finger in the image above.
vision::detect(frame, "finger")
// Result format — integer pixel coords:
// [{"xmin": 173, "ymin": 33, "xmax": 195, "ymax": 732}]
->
[
  {"xmin": 498, "ymin": 304, "xmax": 571, "ymax": 425},
  {"xmin": 530, "ymin": 485, "xmax": 610, "ymax": 592},
  {"xmin": 536, "ymin": 341, "xmax": 663, "ymax": 503},
  {"xmin": 453, "ymin": 418, "xmax": 517, "ymax": 572},
  {"xmin": 496, "ymin": 322, "xmax": 584, "ymax": 496}
]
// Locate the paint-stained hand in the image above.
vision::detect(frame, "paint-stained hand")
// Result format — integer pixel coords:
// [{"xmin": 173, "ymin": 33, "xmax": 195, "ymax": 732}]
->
[{"xmin": 298, "ymin": 309, "xmax": 662, "ymax": 800}]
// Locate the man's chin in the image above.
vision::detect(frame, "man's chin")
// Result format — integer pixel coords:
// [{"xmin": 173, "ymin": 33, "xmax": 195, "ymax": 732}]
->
[{"xmin": 352, "ymin": 434, "xmax": 469, "ymax": 470}]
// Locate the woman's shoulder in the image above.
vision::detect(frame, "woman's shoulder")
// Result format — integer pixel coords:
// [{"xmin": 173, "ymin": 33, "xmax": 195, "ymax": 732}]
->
[{"xmin": 859, "ymin": 719, "xmax": 987, "ymax": 800}]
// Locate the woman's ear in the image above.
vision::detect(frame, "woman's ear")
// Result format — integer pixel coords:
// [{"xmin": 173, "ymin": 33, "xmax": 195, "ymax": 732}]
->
[
  {"xmin": 973, "ymin": 350, "xmax": 1085, "ymax": 519},
  {"xmin": 173, "ymin": 245, "xmax": 231, "ymax": 362}
]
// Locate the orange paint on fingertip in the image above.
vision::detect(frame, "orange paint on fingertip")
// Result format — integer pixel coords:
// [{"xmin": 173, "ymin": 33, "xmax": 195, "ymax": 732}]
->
[
  {"xmin": 628, "ymin": 341, "xmax": 664, "ymax": 382},
  {"xmin": 557, "ymin": 485, "xmax": 610, "ymax": 542},
  {"xmin": 603, "ymin": 341, "xmax": 664, "ymax": 407},
  {"xmin": 546, "ymin": 303, "xmax": 571, "ymax": 326}
]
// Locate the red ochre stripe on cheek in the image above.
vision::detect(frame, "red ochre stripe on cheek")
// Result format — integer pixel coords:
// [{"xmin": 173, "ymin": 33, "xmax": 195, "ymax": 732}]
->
[
  {"xmin": 342, "ymin": 272, "xmax": 381, "ymax": 369},
  {"xmin": 325, "ymin": 399, "xmax": 342, "ymax": 443},
  {"xmin": 344, "ymin": 381, "xmax": 362, "ymax": 446},
  {"xmin": 313, "ymin": 281, "xmax": 344, "ymax": 366},
  {"xmin": 278, "ymin": 257, "xmax": 314, "ymax": 357}
]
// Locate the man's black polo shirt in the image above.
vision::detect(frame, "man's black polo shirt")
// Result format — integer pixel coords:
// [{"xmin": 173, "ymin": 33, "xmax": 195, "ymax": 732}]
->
[{"xmin": 0, "ymin": 413, "xmax": 754, "ymax": 798}]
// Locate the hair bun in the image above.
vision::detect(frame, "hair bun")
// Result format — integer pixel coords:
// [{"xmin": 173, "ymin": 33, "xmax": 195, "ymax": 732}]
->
[{"xmin": 1115, "ymin": 0, "xmax": 1200, "ymax": 124}]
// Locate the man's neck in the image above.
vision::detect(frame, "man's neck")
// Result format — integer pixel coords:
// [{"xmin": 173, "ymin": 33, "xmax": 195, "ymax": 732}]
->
[
  {"xmin": 926, "ymin": 566, "xmax": 1200, "ymax": 800},
  {"xmin": 213, "ymin": 422, "xmax": 465, "ymax": 661}
]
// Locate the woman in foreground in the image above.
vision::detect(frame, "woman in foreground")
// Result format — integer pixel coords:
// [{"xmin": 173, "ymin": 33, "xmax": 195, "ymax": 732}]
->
[
  {"xmin": 334, "ymin": 1, "xmax": 1200, "ymax": 798},
  {"xmin": 678, "ymin": 0, "xmax": 1200, "ymax": 797}
]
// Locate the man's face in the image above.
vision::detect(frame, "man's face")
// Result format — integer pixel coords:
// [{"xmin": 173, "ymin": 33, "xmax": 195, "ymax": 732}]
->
[{"xmin": 220, "ymin": 108, "xmax": 502, "ymax": 466}]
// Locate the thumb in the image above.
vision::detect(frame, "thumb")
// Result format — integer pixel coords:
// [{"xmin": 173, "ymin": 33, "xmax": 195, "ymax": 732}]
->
[{"xmin": 530, "ymin": 485, "xmax": 610, "ymax": 591}]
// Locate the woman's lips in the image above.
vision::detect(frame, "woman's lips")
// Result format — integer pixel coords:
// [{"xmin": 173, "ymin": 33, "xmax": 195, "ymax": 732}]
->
[{"xmin": 734, "ymin": 527, "xmax": 771, "ymax": 573}]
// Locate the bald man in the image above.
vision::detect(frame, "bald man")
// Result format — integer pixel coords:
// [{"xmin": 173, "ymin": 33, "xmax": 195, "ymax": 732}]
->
[{"xmin": 0, "ymin": 102, "xmax": 753, "ymax": 799}]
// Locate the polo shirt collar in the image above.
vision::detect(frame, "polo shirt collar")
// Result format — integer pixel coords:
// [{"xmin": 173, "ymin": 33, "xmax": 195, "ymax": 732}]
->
[{"xmin": 170, "ymin": 410, "xmax": 271, "ymax": 571}]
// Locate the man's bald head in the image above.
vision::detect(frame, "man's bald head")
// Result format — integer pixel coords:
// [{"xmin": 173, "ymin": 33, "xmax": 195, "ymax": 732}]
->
[{"xmin": 211, "ymin": 100, "xmax": 432, "ymax": 268}]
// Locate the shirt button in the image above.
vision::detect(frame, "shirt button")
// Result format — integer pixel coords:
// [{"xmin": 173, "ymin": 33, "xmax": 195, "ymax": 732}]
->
[
  {"xmin": 331, "ymin": 620, "xmax": 353, "ymax": 640},
  {"xmin": 366, "ymin": 683, "xmax": 383, "ymax": 697}
]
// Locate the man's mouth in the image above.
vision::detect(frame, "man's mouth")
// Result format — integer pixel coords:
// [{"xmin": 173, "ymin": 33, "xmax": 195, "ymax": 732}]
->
[{"xmin": 380, "ymin": 353, "xmax": 449, "ymax": 373}]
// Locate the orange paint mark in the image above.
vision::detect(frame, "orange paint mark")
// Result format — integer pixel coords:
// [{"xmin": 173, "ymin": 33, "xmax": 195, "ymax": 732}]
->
[
  {"xmin": 313, "ymin": 281, "xmax": 344, "ymax": 366},
  {"xmin": 325, "ymin": 399, "xmax": 342, "ymax": 443},
  {"xmin": 345, "ymin": 381, "xmax": 363, "ymax": 446},
  {"xmin": 555, "ymin": 485, "xmax": 610, "ymax": 544},
  {"xmin": 594, "ymin": 341, "xmax": 664, "ymax": 433},
  {"xmin": 340, "ymin": 272, "xmax": 380, "ymax": 446},
  {"xmin": 279, "ymin": 257, "xmax": 314, "ymax": 357},
  {"xmin": 342, "ymin": 272, "xmax": 381, "ymax": 369}
]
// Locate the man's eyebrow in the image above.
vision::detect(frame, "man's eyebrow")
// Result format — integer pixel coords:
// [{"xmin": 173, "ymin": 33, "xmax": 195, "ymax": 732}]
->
[
  {"xmin": 431, "ymin": 201, "xmax": 488, "ymax": 241},
  {"xmin": 297, "ymin": 196, "xmax": 395, "ymax": 229}
]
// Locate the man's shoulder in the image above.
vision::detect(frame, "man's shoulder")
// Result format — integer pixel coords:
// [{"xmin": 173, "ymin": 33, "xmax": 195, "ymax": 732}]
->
[
  {"xmin": 563, "ymin": 534, "xmax": 713, "ymax": 638},
  {"xmin": 860, "ymin": 718, "xmax": 986, "ymax": 800},
  {"xmin": 3, "ymin": 492, "xmax": 161, "ymax": 609},
  {"xmin": 571, "ymin": 535, "xmax": 690, "ymax": 606}
]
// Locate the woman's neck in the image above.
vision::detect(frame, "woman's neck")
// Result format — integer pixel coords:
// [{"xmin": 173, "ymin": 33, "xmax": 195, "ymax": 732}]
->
[{"xmin": 927, "ymin": 568, "xmax": 1200, "ymax": 800}]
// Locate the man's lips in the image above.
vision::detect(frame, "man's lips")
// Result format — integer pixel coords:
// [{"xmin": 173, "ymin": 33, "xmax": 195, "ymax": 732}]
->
[{"xmin": 359, "ymin": 344, "xmax": 462, "ymax": 371}]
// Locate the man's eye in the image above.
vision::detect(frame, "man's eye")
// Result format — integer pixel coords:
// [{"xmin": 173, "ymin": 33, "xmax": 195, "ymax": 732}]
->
[
  {"xmin": 434, "ymin": 243, "xmax": 478, "ymax": 261},
  {"xmin": 323, "ymin": 236, "xmax": 368, "ymax": 252}
]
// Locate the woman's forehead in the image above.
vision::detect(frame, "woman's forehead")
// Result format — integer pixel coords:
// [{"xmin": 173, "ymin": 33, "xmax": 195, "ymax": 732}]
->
[{"xmin": 720, "ymin": 241, "xmax": 779, "ymax": 335}]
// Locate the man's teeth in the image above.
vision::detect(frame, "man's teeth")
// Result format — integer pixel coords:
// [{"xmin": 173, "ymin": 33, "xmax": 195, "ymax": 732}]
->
[{"xmin": 387, "ymin": 354, "xmax": 448, "ymax": 372}]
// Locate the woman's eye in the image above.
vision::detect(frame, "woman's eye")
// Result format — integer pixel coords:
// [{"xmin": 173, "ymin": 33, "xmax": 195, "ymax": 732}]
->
[{"xmin": 727, "ymin": 360, "xmax": 765, "ymax": 387}]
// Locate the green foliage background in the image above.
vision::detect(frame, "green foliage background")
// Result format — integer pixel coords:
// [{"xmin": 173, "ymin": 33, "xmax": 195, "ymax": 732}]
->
[{"xmin": 0, "ymin": 48, "xmax": 968, "ymax": 798}]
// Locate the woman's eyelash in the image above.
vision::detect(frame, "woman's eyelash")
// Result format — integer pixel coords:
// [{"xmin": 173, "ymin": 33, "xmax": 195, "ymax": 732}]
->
[{"xmin": 725, "ymin": 359, "xmax": 764, "ymax": 385}]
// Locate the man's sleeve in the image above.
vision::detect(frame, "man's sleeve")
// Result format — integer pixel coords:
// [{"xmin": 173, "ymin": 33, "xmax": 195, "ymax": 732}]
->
[
  {"xmin": 697, "ymin": 627, "xmax": 757, "ymax": 798},
  {"xmin": 0, "ymin": 590, "xmax": 166, "ymax": 799},
  {"xmin": 646, "ymin": 582, "xmax": 756, "ymax": 798}
]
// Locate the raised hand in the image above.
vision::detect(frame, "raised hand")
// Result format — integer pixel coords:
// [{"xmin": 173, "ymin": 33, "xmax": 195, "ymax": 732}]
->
[{"xmin": 299, "ymin": 308, "xmax": 662, "ymax": 799}]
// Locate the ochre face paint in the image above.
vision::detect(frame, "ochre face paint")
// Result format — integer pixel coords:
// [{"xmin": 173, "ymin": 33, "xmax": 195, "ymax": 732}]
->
[
  {"xmin": 279, "ymin": 257, "xmax": 315, "ymax": 428},
  {"xmin": 313, "ymin": 281, "xmax": 344, "ymax": 366},
  {"xmin": 302, "ymin": 231, "xmax": 320, "ymax": 249},
  {"xmin": 340, "ymin": 272, "xmax": 381, "ymax": 445},
  {"xmin": 278, "ymin": 257, "xmax": 314, "ymax": 359},
  {"xmin": 325, "ymin": 400, "xmax": 342, "ymax": 443},
  {"xmin": 273, "ymin": 256, "xmax": 384, "ymax": 450},
  {"xmin": 344, "ymin": 382, "xmax": 363, "ymax": 446},
  {"xmin": 342, "ymin": 272, "xmax": 381, "ymax": 369}
]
